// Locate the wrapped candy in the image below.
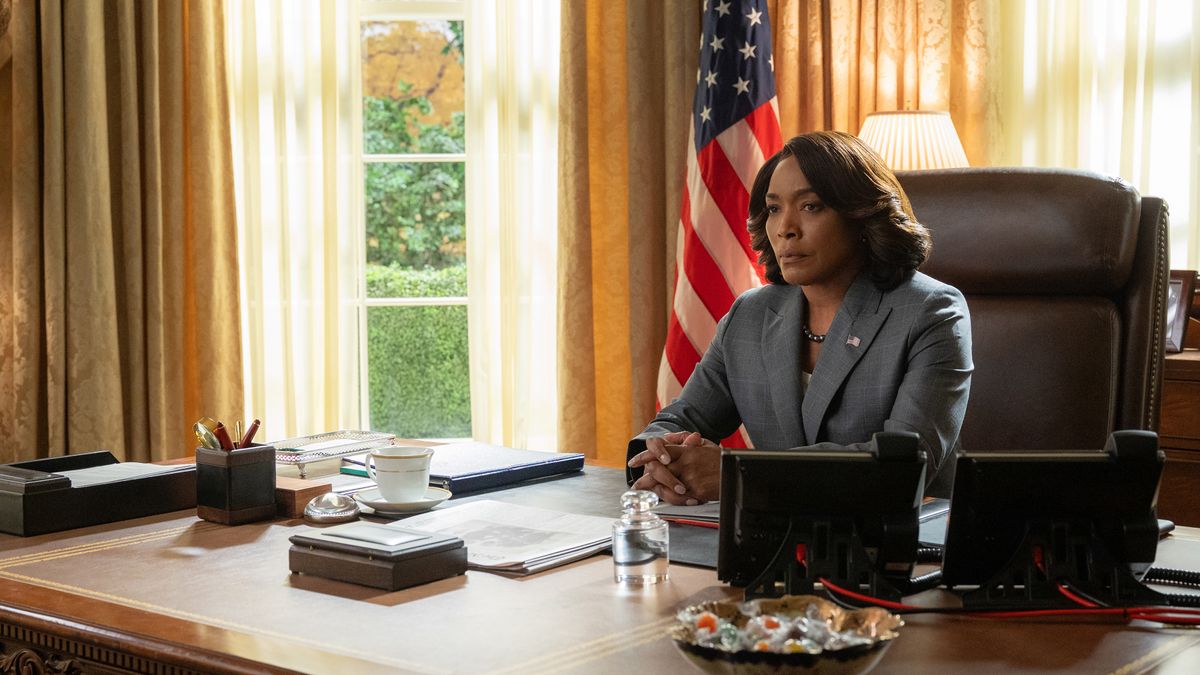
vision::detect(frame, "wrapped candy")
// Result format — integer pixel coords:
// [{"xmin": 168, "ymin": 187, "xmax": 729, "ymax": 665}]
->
[{"xmin": 671, "ymin": 594, "xmax": 902, "ymax": 656}]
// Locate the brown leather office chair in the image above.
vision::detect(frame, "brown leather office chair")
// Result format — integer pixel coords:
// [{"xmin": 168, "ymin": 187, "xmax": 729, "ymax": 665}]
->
[{"xmin": 898, "ymin": 168, "xmax": 1169, "ymax": 452}]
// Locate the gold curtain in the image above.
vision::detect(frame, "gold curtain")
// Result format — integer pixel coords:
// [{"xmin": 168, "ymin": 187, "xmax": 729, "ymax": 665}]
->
[
  {"xmin": 0, "ymin": 0, "xmax": 242, "ymax": 462},
  {"xmin": 558, "ymin": 0, "xmax": 699, "ymax": 467},
  {"xmin": 767, "ymin": 0, "xmax": 1001, "ymax": 164}
]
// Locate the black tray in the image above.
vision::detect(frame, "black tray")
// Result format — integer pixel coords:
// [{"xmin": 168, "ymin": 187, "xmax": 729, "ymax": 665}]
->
[{"xmin": 0, "ymin": 451, "xmax": 196, "ymax": 536}]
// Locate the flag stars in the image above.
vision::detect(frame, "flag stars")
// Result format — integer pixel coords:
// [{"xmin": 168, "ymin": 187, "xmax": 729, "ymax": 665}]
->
[
  {"xmin": 705, "ymin": 70, "xmax": 718, "ymax": 87},
  {"xmin": 700, "ymin": 106, "xmax": 712, "ymax": 123},
  {"xmin": 733, "ymin": 77, "xmax": 750, "ymax": 95},
  {"xmin": 738, "ymin": 43, "xmax": 757, "ymax": 60},
  {"xmin": 746, "ymin": 7, "xmax": 763, "ymax": 26},
  {"xmin": 715, "ymin": 1, "xmax": 731, "ymax": 17},
  {"xmin": 710, "ymin": 35, "xmax": 725, "ymax": 51},
  {"xmin": 769, "ymin": 54, "xmax": 775, "ymax": 71}
]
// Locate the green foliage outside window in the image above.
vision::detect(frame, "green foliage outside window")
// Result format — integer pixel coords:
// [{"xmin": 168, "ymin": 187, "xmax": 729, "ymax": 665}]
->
[
  {"xmin": 367, "ymin": 265, "xmax": 470, "ymax": 438},
  {"xmin": 363, "ymin": 92, "xmax": 465, "ymax": 271},
  {"xmin": 362, "ymin": 20, "xmax": 468, "ymax": 437},
  {"xmin": 363, "ymin": 102, "xmax": 469, "ymax": 433}
]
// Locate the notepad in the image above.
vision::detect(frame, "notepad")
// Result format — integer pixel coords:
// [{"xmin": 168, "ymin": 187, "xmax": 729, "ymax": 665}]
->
[
  {"xmin": 54, "ymin": 463, "xmax": 189, "ymax": 488},
  {"xmin": 324, "ymin": 522, "xmax": 432, "ymax": 547}
]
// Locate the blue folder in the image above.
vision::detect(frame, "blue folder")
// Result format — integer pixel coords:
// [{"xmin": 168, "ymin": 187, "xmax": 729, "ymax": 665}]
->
[{"xmin": 343, "ymin": 441, "xmax": 585, "ymax": 494}]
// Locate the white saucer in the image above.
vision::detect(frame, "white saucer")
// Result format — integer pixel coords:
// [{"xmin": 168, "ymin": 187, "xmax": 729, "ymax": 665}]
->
[{"xmin": 354, "ymin": 487, "xmax": 452, "ymax": 515}]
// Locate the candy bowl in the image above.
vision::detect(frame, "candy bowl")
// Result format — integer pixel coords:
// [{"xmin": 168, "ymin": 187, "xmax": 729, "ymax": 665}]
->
[{"xmin": 669, "ymin": 595, "xmax": 901, "ymax": 675}]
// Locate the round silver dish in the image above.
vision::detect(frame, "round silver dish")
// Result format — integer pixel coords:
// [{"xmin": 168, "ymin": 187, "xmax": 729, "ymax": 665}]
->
[{"xmin": 303, "ymin": 493, "xmax": 360, "ymax": 524}]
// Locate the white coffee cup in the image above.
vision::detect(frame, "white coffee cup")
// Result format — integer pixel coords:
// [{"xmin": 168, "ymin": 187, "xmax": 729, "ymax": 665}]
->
[{"xmin": 368, "ymin": 446, "xmax": 434, "ymax": 502}]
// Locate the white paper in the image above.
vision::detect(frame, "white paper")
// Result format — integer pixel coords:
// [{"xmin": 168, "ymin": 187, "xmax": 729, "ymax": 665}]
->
[
  {"xmin": 652, "ymin": 501, "xmax": 721, "ymax": 522},
  {"xmin": 55, "ymin": 463, "xmax": 189, "ymax": 488},
  {"xmin": 327, "ymin": 472, "xmax": 376, "ymax": 495},
  {"xmin": 393, "ymin": 500, "xmax": 612, "ymax": 572}
]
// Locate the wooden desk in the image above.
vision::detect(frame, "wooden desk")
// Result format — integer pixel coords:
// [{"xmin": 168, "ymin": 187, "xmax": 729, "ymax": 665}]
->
[
  {"xmin": 2, "ymin": 468, "xmax": 1200, "ymax": 674},
  {"xmin": 1159, "ymin": 349, "xmax": 1200, "ymax": 525}
]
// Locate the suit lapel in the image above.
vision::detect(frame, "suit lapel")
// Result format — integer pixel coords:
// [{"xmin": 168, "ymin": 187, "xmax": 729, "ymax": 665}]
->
[
  {"xmin": 763, "ymin": 287, "xmax": 806, "ymax": 446},
  {"xmin": 801, "ymin": 274, "xmax": 891, "ymax": 445}
]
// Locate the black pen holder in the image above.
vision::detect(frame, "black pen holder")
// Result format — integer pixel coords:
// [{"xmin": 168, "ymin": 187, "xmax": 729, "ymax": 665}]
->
[{"xmin": 196, "ymin": 444, "xmax": 277, "ymax": 525}]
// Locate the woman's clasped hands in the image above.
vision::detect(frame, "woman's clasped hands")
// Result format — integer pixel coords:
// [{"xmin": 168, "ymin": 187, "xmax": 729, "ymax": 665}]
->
[{"xmin": 627, "ymin": 430, "xmax": 722, "ymax": 505}]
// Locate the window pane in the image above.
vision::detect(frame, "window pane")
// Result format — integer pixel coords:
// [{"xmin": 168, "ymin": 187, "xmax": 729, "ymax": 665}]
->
[
  {"xmin": 362, "ymin": 20, "xmax": 464, "ymax": 154},
  {"xmin": 368, "ymin": 305, "xmax": 471, "ymax": 438},
  {"xmin": 367, "ymin": 264, "xmax": 465, "ymax": 298},
  {"xmin": 364, "ymin": 162, "xmax": 466, "ymax": 294}
]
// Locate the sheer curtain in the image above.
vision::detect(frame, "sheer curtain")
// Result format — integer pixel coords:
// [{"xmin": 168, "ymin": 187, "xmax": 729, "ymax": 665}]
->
[
  {"xmin": 992, "ymin": 0, "xmax": 1199, "ymax": 267},
  {"xmin": 225, "ymin": 0, "xmax": 362, "ymax": 440},
  {"xmin": 464, "ymin": 0, "xmax": 561, "ymax": 452}
]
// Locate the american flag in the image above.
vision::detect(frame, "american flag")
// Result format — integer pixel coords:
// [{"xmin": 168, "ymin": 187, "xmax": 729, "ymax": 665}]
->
[{"xmin": 656, "ymin": 0, "xmax": 782, "ymax": 448}]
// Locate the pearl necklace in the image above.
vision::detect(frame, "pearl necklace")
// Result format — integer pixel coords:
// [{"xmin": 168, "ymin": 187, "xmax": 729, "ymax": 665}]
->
[{"xmin": 802, "ymin": 324, "xmax": 826, "ymax": 343}]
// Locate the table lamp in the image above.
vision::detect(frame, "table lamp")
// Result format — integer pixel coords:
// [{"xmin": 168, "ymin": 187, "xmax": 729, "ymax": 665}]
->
[{"xmin": 858, "ymin": 110, "xmax": 968, "ymax": 170}]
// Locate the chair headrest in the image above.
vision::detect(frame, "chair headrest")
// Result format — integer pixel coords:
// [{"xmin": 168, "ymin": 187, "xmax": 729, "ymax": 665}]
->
[{"xmin": 898, "ymin": 168, "xmax": 1140, "ymax": 295}]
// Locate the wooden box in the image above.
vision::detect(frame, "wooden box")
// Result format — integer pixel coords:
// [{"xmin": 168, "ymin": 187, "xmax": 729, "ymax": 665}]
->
[
  {"xmin": 275, "ymin": 476, "xmax": 333, "ymax": 519},
  {"xmin": 288, "ymin": 544, "xmax": 468, "ymax": 591},
  {"xmin": 288, "ymin": 525, "xmax": 467, "ymax": 591}
]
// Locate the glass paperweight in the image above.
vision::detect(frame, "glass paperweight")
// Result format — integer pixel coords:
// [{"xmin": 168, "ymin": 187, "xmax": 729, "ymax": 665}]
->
[
  {"xmin": 303, "ymin": 493, "xmax": 360, "ymax": 524},
  {"xmin": 613, "ymin": 489, "xmax": 669, "ymax": 584}
]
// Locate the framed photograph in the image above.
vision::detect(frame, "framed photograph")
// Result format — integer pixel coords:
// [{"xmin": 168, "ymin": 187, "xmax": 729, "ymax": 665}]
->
[{"xmin": 1165, "ymin": 270, "xmax": 1197, "ymax": 353}]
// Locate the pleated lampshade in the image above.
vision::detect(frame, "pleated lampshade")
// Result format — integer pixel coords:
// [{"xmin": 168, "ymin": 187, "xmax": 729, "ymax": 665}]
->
[{"xmin": 858, "ymin": 111, "xmax": 969, "ymax": 171}]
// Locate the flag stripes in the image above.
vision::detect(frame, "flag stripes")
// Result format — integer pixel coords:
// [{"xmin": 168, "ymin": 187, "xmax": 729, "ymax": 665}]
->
[
  {"xmin": 679, "ymin": 189, "xmax": 737, "ymax": 321},
  {"xmin": 656, "ymin": 0, "xmax": 782, "ymax": 450}
]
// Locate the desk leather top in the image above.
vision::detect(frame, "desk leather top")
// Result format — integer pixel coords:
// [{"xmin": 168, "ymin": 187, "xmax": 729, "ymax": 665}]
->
[{"xmin": 2, "ymin": 466, "xmax": 1200, "ymax": 674}]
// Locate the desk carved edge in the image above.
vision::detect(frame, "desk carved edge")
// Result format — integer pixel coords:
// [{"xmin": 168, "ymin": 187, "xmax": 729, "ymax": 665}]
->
[{"xmin": 0, "ymin": 600, "xmax": 294, "ymax": 675}]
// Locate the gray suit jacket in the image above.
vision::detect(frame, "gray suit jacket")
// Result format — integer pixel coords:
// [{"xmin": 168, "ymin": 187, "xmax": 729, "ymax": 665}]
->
[{"xmin": 629, "ymin": 271, "xmax": 973, "ymax": 498}]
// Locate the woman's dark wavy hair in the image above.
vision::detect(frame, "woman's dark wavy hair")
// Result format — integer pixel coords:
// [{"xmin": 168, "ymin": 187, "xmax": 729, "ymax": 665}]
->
[{"xmin": 746, "ymin": 131, "xmax": 931, "ymax": 290}]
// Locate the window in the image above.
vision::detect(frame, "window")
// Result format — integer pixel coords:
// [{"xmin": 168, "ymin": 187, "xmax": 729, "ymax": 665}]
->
[
  {"xmin": 358, "ymin": 1, "xmax": 469, "ymax": 438},
  {"xmin": 227, "ymin": 0, "xmax": 557, "ymax": 445}
]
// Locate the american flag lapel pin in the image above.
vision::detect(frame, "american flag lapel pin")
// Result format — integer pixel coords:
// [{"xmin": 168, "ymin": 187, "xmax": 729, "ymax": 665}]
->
[{"xmin": 847, "ymin": 335, "xmax": 861, "ymax": 347}]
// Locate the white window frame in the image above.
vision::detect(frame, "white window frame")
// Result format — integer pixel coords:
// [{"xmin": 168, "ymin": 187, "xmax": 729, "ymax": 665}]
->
[{"xmin": 354, "ymin": 0, "xmax": 469, "ymax": 432}]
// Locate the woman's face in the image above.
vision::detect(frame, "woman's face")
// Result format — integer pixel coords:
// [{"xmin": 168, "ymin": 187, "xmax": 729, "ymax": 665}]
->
[{"xmin": 764, "ymin": 155, "xmax": 865, "ymax": 288}]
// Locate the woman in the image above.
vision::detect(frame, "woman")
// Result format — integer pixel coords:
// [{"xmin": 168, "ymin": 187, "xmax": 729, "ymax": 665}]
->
[{"xmin": 627, "ymin": 131, "xmax": 972, "ymax": 505}]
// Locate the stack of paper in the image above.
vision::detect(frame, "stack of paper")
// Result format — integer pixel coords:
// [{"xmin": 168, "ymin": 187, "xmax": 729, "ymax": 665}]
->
[
  {"xmin": 327, "ymin": 471, "xmax": 375, "ymax": 496},
  {"xmin": 393, "ymin": 500, "xmax": 612, "ymax": 575},
  {"xmin": 652, "ymin": 501, "xmax": 720, "ymax": 526}
]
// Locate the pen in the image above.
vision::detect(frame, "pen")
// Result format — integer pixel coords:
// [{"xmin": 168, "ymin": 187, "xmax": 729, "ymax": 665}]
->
[
  {"xmin": 661, "ymin": 517, "xmax": 720, "ymax": 530},
  {"xmin": 213, "ymin": 422, "xmax": 235, "ymax": 451},
  {"xmin": 239, "ymin": 418, "xmax": 261, "ymax": 448}
]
